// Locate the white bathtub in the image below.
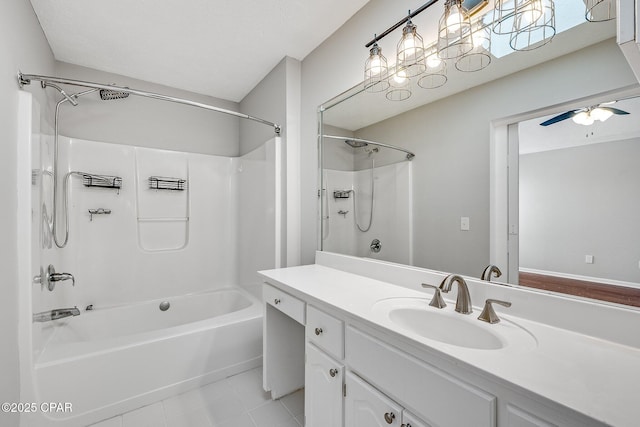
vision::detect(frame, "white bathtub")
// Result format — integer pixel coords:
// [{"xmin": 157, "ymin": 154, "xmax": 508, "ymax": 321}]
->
[{"xmin": 29, "ymin": 287, "xmax": 263, "ymax": 426}]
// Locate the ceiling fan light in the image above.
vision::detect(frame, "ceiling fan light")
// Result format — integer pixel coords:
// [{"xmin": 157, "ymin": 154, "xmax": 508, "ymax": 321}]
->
[
  {"xmin": 572, "ymin": 111, "xmax": 594, "ymax": 126},
  {"xmin": 591, "ymin": 107, "xmax": 613, "ymax": 122}
]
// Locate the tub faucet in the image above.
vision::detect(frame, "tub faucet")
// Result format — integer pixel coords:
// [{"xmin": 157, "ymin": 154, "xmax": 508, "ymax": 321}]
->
[
  {"xmin": 33, "ymin": 307, "xmax": 80, "ymax": 322},
  {"xmin": 481, "ymin": 264, "xmax": 502, "ymax": 281},
  {"xmin": 439, "ymin": 274, "xmax": 473, "ymax": 314}
]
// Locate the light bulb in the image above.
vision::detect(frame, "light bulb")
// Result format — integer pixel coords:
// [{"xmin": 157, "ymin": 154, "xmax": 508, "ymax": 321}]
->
[
  {"xmin": 446, "ymin": 7, "xmax": 463, "ymax": 33},
  {"xmin": 472, "ymin": 32, "xmax": 486, "ymax": 50},
  {"xmin": 393, "ymin": 71, "xmax": 407, "ymax": 84},
  {"xmin": 590, "ymin": 107, "xmax": 613, "ymax": 122},
  {"xmin": 426, "ymin": 54, "xmax": 442, "ymax": 68},
  {"xmin": 572, "ymin": 111, "xmax": 594, "ymax": 126},
  {"xmin": 369, "ymin": 56, "xmax": 382, "ymax": 75},
  {"xmin": 401, "ymin": 36, "xmax": 417, "ymax": 60},
  {"xmin": 520, "ymin": 0, "xmax": 543, "ymax": 26}
]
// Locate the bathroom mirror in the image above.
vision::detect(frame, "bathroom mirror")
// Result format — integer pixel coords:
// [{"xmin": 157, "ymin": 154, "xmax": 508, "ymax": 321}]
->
[{"xmin": 318, "ymin": 3, "xmax": 640, "ymax": 307}]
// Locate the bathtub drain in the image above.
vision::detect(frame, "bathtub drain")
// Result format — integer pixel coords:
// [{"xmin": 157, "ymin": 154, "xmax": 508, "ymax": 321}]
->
[{"xmin": 159, "ymin": 301, "xmax": 170, "ymax": 311}]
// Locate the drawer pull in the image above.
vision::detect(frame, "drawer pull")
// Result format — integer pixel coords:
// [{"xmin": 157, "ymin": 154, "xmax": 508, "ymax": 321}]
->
[
  {"xmin": 384, "ymin": 412, "xmax": 395, "ymax": 424},
  {"xmin": 315, "ymin": 327, "xmax": 323, "ymax": 335},
  {"xmin": 329, "ymin": 368, "xmax": 338, "ymax": 377},
  {"xmin": 274, "ymin": 298, "xmax": 281, "ymax": 305}
]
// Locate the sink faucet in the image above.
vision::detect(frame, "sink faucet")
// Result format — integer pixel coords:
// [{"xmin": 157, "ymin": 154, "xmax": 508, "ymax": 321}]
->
[
  {"xmin": 481, "ymin": 264, "xmax": 502, "ymax": 281},
  {"xmin": 33, "ymin": 307, "xmax": 80, "ymax": 322},
  {"xmin": 439, "ymin": 274, "xmax": 472, "ymax": 314}
]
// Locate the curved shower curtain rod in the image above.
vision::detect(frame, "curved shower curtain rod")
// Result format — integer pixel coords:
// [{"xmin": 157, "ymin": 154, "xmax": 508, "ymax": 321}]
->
[
  {"xmin": 17, "ymin": 72, "xmax": 281, "ymax": 135},
  {"xmin": 322, "ymin": 134, "xmax": 415, "ymax": 160}
]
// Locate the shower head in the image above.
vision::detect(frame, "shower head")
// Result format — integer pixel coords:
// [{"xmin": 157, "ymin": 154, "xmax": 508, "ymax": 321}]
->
[
  {"xmin": 99, "ymin": 89, "xmax": 130, "ymax": 100},
  {"xmin": 344, "ymin": 139, "xmax": 368, "ymax": 148}
]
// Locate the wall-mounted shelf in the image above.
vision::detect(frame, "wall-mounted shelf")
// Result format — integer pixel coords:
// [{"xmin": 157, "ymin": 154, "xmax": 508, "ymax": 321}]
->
[
  {"xmin": 148, "ymin": 176, "xmax": 186, "ymax": 191},
  {"xmin": 82, "ymin": 173, "xmax": 122, "ymax": 191}
]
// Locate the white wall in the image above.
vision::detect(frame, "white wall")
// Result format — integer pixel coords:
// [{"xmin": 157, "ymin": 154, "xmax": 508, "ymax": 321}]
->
[
  {"xmin": 0, "ymin": 1, "xmax": 55, "ymax": 424},
  {"xmin": 520, "ymin": 139, "xmax": 640, "ymax": 283},
  {"xmin": 302, "ymin": 18, "xmax": 638, "ymax": 273},
  {"xmin": 54, "ymin": 61, "xmax": 241, "ymax": 156}
]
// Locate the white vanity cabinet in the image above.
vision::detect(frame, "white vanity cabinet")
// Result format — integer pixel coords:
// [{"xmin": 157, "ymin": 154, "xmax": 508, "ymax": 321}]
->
[
  {"xmin": 262, "ymin": 284, "xmax": 305, "ymax": 399},
  {"xmin": 344, "ymin": 371, "xmax": 403, "ymax": 427},
  {"xmin": 305, "ymin": 343, "xmax": 344, "ymax": 427}
]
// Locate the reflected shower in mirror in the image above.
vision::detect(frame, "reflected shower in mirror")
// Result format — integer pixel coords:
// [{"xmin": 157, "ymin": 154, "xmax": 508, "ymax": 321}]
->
[{"xmin": 320, "ymin": 133, "xmax": 415, "ymax": 265}]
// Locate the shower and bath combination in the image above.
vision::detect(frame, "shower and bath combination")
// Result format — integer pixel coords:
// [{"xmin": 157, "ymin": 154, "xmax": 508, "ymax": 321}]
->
[{"xmin": 322, "ymin": 134, "xmax": 415, "ymax": 234}]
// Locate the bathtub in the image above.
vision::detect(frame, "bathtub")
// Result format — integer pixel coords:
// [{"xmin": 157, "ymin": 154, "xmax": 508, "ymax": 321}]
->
[{"xmin": 29, "ymin": 287, "xmax": 263, "ymax": 427}]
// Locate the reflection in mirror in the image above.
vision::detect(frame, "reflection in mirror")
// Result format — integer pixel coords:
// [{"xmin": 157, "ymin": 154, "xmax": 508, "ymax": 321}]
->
[
  {"xmin": 320, "ymin": 132, "xmax": 415, "ymax": 265},
  {"xmin": 513, "ymin": 95, "xmax": 640, "ymax": 307}
]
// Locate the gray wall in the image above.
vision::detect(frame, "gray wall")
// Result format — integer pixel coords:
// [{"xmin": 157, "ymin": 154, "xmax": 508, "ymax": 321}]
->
[
  {"xmin": 0, "ymin": 1, "xmax": 56, "ymax": 425},
  {"xmin": 302, "ymin": 18, "xmax": 638, "ymax": 271},
  {"xmin": 520, "ymin": 139, "xmax": 640, "ymax": 283},
  {"xmin": 55, "ymin": 61, "xmax": 241, "ymax": 156}
]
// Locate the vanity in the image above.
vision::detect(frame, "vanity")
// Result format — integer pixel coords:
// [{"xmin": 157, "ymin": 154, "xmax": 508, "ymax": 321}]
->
[{"xmin": 260, "ymin": 252, "xmax": 640, "ymax": 427}]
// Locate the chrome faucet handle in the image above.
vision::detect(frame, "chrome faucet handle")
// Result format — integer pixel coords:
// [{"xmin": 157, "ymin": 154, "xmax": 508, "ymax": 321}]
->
[
  {"xmin": 45, "ymin": 264, "xmax": 75, "ymax": 291},
  {"xmin": 421, "ymin": 284, "xmax": 446, "ymax": 309},
  {"xmin": 478, "ymin": 299, "xmax": 512, "ymax": 324}
]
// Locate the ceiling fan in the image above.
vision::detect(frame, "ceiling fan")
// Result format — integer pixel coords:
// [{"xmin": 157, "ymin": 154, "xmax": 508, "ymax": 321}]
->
[{"xmin": 539, "ymin": 103, "xmax": 630, "ymax": 127}]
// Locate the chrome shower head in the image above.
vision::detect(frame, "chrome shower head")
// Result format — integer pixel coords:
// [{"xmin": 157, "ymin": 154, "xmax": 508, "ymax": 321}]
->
[
  {"xmin": 344, "ymin": 139, "xmax": 368, "ymax": 148},
  {"xmin": 99, "ymin": 89, "xmax": 130, "ymax": 100}
]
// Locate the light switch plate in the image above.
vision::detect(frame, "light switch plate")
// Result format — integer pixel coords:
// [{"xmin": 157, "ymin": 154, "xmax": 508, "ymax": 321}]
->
[
  {"xmin": 585, "ymin": 255, "xmax": 594, "ymax": 264},
  {"xmin": 460, "ymin": 217, "xmax": 470, "ymax": 231}
]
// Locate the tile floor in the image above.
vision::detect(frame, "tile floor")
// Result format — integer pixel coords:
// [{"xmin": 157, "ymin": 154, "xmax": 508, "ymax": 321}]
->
[{"xmin": 89, "ymin": 367, "xmax": 304, "ymax": 427}]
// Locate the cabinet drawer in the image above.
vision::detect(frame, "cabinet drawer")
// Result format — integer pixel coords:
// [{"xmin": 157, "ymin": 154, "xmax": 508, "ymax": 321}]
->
[
  {"xmin": 306, "ymin": 305, "xmax": 345, "ymax": 359},
  {"xmin": 346, "ymin": 326, "xmax": 496, "ymax": 427},
  {"xmin": 263, "ymin": 283, "xmax": 305, "ymax": 324}
]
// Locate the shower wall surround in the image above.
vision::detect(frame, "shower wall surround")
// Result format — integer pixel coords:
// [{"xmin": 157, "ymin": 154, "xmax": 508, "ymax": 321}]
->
[
  {"xmin": 322, "ymin": 162, "xmax": 412, "ymax": 265},
  {"xmin": 32, "ymin": 134, "xmax": 280, "ymax": 337}
]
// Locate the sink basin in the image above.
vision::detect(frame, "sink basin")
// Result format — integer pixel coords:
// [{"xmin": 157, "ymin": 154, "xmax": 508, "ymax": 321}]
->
[{"xmin": 372, "ymin": 297, "xmax": 536, "ymax": 351}]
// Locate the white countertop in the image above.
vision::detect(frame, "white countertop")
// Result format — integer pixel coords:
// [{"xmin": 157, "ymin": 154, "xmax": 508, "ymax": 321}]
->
[{"xmin": 259, "ymin": 263, "xmax": 640, "ymax": 427}]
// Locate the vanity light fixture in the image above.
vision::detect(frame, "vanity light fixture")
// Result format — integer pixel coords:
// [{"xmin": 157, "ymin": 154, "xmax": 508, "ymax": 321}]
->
[
  {"xmin": 508, "ymin": 0, "xmax": 556, "ymax": 51},
  {"xmin": 437, "ymin": 0, "xmax": 474, "ymax": 60},
  {"xmin": 396, "ymin": 13, "xmax": 427, "ymax": 77},
  {"xmin": 364, "ymin": 37, "xmax": 390, "ymax": 93},
  {"xmin": 418, "ymin": 51, "xmax": 448, "ymax": 89},
  {"xmin": 455, "ymin": 23, "xmax": 491, "ymax": 72},
  {"xmin": 585, "ymin": 0, "xmax": 615, "ymax": 22},
  {"xmin": 387, "ymin": 67, "xmax": 413, "ymax": 101}
]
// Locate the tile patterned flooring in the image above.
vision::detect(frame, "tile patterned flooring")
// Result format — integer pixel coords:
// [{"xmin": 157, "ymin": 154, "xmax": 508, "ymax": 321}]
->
[{"xmin": 89, "ymin": 368, "xmax": 304, "ymax": 427}]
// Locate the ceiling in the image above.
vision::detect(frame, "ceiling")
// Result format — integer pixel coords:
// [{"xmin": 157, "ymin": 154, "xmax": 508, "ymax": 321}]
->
[
  {"xmin": 29, "ymin": 0, "xmax": 370, "ymax": 102},
  {"xmin": 519, "ymin": 95, "xmax": 640, "ymax": 155}
]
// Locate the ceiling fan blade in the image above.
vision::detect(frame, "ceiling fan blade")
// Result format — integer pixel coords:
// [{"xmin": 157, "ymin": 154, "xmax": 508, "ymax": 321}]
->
[
  {"xmin": 599, "ymin": 107, "xmax": 630, "ymax": 115},
  {"xmin": 539, "ymin": 110, "xmax": 578, "ymax": 126}
]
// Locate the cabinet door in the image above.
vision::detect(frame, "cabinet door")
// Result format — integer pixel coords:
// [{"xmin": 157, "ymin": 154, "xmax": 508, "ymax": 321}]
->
[
  {"xmin": 305, "ymin": 343, "xmax": 344, "ymax": 427},
  {"xmin": 402, "ymin": 411, "xmax": 432, "ymax": 427},
  {"xmin": 345, "ymin": 372, "xmax": 403, "ymax": 427}
]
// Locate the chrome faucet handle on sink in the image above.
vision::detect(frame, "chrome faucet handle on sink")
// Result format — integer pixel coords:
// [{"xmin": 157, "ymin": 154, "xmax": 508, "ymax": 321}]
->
[
  {"xmin": 478, "ymin": 299, "xmax": 512, "ymax": 324},
  {"xmin": 421, "ymin": 283, "xmax": 446, "ymax": 309}
]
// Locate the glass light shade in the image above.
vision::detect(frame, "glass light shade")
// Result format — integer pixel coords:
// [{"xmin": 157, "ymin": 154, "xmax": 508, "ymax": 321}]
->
[
  {"xmin": 493, "ymin": 0, "xmax": 546, "ymax": 35},
  {"xmin": 364, "ymin": 43, "xmax": 390, "ymax": 93},
  {"xmin": 572, "ymin": 111, "xmax": 594, "ymax": 126},
  {"xmin": 586, "ymin": 0, "xmax": 615, "ymax": 22},
  {"xmin": 455, "ymin": 24, "xmax": 491, "ymax": 72},
  {"xmin": 590, "ymin": 107, "xmax": 613, "ymax": 122},
  {"xmin": 396, "ymin": 21, "xmax": 426, "ymax": 78},
  {"xmin": 509, "ymin": 0, "xmax": 555, "ymax": 51},
  {"xmin": 437, "ymin": 0, "xmax": 474, "ymax": 60},
  {"xmin": 418, "ymin": 52, "xmax": 447, "ymax": 89}
]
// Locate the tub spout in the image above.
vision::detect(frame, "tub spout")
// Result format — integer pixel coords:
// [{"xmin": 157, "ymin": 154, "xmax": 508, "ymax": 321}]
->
[{"xmin": 33, "ymin": 306, "xmax": 80, "ymax": 322}]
